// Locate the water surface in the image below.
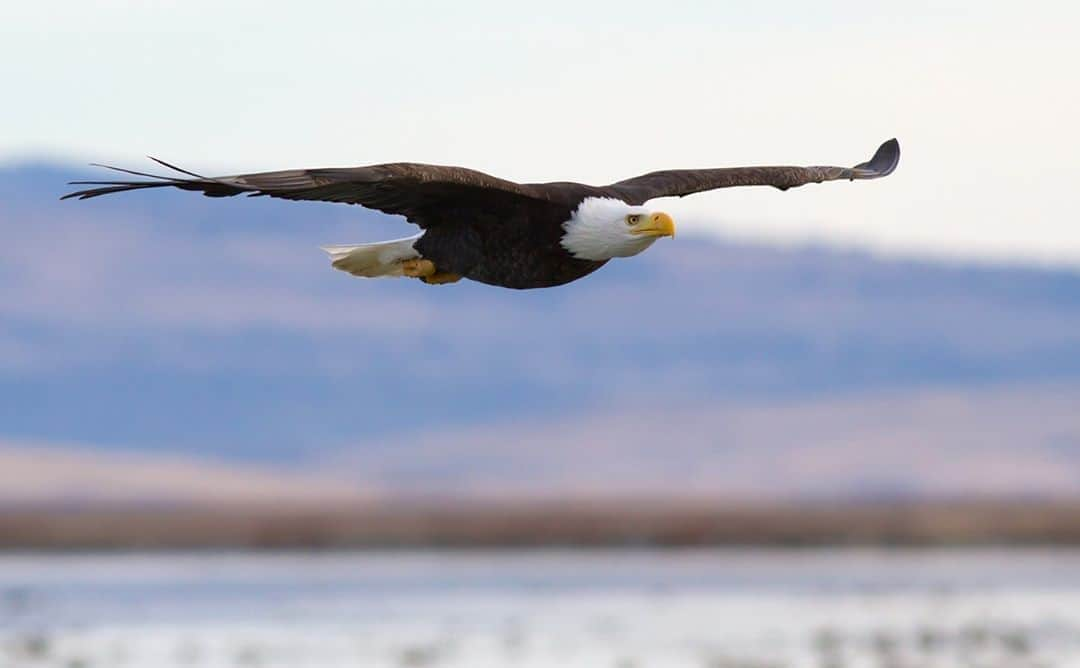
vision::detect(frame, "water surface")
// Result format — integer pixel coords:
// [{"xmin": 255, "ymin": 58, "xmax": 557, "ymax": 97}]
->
[{"xmin": 2, "ymin": 549, "xmax": 1079, "ymax": 667}]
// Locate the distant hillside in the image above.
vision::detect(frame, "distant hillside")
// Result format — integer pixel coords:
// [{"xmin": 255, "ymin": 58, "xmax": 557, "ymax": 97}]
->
[
  {"xmin": 329, "ymin": 384, "xmax": 1080, "ymax": 500},
  {"xmin": 0, "ymin": 441, "xmax": 368, "ymax": 506},
  {"xmin": 2, "ymin": 384, "xmax": 1079, "ymax": 504},
  {"xmin": 2, "ymin": 163, "xmax": 1080, "ymax": 501}
]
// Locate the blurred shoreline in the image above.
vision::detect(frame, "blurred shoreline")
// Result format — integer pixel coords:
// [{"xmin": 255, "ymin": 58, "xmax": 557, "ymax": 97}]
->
[{"xmin": 4, "ymin": 499, "xmax": 1080, "ymax": 550}]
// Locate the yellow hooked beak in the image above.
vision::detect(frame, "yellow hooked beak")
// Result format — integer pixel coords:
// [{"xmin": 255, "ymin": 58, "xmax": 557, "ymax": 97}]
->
[{"xmin": 630, "ymin": 212, "xmax": 676, "ymax": 238}]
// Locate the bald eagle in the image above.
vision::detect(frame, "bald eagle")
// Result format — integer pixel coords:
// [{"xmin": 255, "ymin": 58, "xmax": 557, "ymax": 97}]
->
[{"xmin": 63, "ymin": 139, "xmax": 899, "ymax": 290}]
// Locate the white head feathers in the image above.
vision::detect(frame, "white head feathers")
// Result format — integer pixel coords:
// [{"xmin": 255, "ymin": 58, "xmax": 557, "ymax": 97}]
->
[{"xmin": 560, "ymin": 197, "xmax": 672, "ymax": 261}]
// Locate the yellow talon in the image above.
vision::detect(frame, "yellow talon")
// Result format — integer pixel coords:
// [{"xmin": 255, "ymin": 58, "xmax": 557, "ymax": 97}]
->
[
  {"xmin": 421, "ymin": 272, "xmax": 462, "ymax": 285},
  {"xmin": 401, "ymin": 258, "xmax": 436, "ymax": 278}
]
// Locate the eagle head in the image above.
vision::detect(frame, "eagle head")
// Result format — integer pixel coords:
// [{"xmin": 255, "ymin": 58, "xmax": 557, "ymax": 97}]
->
[{"xmin": 560, "ymin": 197, "xmax": 676, "ymax": 261}]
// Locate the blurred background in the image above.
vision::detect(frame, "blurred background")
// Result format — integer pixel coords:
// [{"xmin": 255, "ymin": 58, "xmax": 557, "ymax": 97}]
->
[{"xmin": 3, "ymin": 2, "xmax": 1080, "ymax": 666}]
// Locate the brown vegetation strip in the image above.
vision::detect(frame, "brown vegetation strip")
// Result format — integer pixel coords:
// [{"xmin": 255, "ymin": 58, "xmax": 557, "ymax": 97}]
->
[{"xmin": 3, "ymin": 500, "xmax": 1080, "ymax": 549}]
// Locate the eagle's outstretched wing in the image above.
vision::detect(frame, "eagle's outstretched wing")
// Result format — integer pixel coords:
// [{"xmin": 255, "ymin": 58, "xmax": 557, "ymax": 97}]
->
[
  {"xmin": 64, "ymin": 139, "xmax": 900, "ymax": 220},
  {"xmin": 62, "ymin": 160, "xmax": 546, "ymax": 227},
  {"xmin": 606, "ymin": 139, "xmax": 900, "ymax": 205}
]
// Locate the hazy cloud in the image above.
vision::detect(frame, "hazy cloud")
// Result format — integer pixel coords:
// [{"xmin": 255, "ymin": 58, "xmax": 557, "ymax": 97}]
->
[{"xmin": 3, "ymin": 3, "xmax": 1078, "ymax": 264}]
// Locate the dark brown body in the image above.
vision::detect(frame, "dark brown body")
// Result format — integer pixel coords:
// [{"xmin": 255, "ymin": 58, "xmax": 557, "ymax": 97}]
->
[{"xmin": 414, "ymin": 183, "xmax": 609, "ymax": 289}]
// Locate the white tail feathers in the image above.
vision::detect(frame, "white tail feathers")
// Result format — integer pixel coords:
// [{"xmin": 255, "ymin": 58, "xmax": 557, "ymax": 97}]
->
[{"xmin": 321, "ymin": 233, "xmax": 423, "ymax": 278}]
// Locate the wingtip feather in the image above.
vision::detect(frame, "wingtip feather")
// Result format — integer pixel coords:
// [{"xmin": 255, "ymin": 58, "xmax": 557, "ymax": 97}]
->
[
  {"xmin": 853, "ymin": 138, "xmax": 901, "ymax": 178},
  {"xmin": 147, "ymin": 156, "xmax": 206, "ymax": 179}
]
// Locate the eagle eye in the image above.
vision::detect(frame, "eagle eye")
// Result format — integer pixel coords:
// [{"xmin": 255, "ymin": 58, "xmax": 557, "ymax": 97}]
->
[{"xmin": 626, "ymin": 214, "xmax": 641, "ymax": 225}]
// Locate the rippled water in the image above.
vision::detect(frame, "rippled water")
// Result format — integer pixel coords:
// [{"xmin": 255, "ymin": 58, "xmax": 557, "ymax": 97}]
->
[{"xmin": 2, "ymin": 549, "xmax": 1080, "ymax": 667}]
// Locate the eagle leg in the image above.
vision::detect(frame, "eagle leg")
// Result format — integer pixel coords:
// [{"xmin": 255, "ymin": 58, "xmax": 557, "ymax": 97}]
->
[
  {"xmin": 401, "ymin": 258, "xmax": 437, "ymax": 278},
  {"xmin": 421, "ymin": 272, "xmax": 462, "ymax": 285},
  {"xmin": 401, "ymin": 258, "xmax": 460, "ymax": 284}
]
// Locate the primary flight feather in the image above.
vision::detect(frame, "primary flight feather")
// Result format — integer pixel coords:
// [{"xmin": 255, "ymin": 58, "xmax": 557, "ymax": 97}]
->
[{"xmin": 63, "ymin": 139, "xmax": 900, "ymax": 290}]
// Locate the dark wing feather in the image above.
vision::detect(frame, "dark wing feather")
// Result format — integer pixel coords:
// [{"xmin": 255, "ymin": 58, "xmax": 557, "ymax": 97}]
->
[
  {"xmin": 63, "ymin": 161, "xmax": 547, "ymax": 227},
  {"xmin": 607, "ymin": 139, "xmax": 900, "ymax": 205}
]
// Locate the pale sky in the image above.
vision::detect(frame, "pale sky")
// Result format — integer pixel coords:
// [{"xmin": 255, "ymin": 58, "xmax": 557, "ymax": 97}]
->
[{"xmin": 4, "ymin": 1, "xmax": 1079, "ymax": 266}]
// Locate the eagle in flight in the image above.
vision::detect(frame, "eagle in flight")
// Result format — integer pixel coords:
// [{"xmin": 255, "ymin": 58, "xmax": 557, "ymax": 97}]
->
[{"xmin": 64, "ymin": 139, "xmax": 899, "ymax": 290}]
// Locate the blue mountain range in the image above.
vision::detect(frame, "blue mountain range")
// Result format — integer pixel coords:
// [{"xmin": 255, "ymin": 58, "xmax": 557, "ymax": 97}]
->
[{"xmin": 3, "ymin": 163, "xmax": 1080, "ymax": 496}]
